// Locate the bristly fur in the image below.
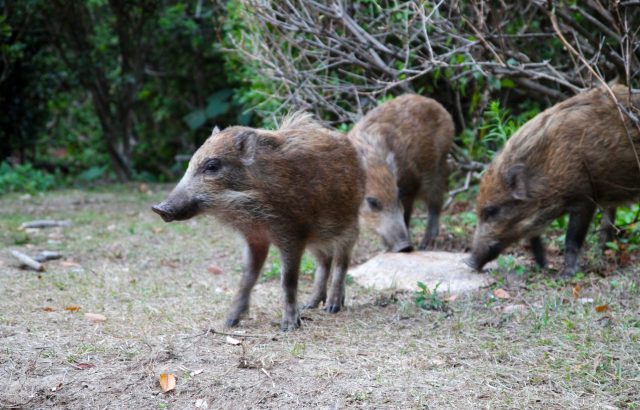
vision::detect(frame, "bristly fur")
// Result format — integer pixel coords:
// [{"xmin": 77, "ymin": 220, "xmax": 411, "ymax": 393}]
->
[{"xmin": 278, "ymin": 111, "xmax": 327, "ymax": 134}]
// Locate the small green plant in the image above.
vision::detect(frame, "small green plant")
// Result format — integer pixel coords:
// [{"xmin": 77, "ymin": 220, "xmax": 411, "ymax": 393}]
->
[
  {"xmin": 497, "ymin": 255, "xmax": 526, "ymax": 275},
  {"xmin": 0, "ymin": 162, "xmax": 56, "ymax": 195},
  {"xmin": 414, "ymin": 281, "xmax": 446, "ymax": 311}
]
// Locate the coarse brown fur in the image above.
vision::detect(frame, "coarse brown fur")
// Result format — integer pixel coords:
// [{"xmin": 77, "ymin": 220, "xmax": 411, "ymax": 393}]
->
[
  {"xmin": 152, "ymin": 112, "xmax": 366, "ymax": 330},
  {"xmin": 348, "ymin": 94, "xmax": 454, "ymax": 251},
  {"xmin": 468, "ymin": 85, "xmax": 640, "ymax": 276}
]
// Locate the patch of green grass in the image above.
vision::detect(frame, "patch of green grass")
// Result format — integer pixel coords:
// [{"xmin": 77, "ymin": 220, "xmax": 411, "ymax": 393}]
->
[
  {"xmin": 414, "ymin": 281, "xmax": 446, "ymax": 311},
  {"xmin": 263, "ymin": 250, "xmax": 315, "ymax": 281}
]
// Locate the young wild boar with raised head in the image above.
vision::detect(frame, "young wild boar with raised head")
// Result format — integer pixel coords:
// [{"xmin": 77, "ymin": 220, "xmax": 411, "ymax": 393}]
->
[
  {"xmin": 466, "ymin": 85, "xmax": 640, "ymax": 277},
  {"xmin": 348, "ymin": 94, "xmax": 454, "ymax": 252},
  {"xmin": 151, "ymin": 113, "xmax": 365, "ymax": 331}
]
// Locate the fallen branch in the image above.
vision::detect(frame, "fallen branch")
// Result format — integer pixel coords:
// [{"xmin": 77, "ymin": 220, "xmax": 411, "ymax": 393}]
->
[
  {"xmin": 183, "ymin": 327, "xmax": 274, "ymax": 340},
  {"xmin": 20, "ymin": 220, "xmax": 72, "ymax": 230},
  {"xmin": 10, "ymin": 250, "xmax": 45, "ymax": 271}
]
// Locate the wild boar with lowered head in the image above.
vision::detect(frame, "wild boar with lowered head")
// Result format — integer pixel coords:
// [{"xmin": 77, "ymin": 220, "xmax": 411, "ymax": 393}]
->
[
  {"xmin": 152, "ymin": 113, "xmax": 365, "ymax": 331},
  {"xmin": 466, "ymin": 85, "xmax": 640, "ymax": 277},
  {"xmin": 348, "ymin": 94, "xmax": 454, "ymax": 252}
]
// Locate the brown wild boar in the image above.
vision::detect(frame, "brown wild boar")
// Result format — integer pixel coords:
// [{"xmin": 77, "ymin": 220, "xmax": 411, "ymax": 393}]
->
[
  {"xmin": 152, "ymin": 113, "xmax": 365, "ymax": 331},
  {"xmin": 466, "ymin": 85, "xmax": 640, "ymax": 277},
  {"xmin": 348, "ymin": 94, "xmax": 454, "ymax": 252}
]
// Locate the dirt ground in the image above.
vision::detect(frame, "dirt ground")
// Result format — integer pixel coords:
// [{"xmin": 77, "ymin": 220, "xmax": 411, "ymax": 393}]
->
[{"xmin": 1, "ymin": 186, "xmax": 639, "ymax": 409}]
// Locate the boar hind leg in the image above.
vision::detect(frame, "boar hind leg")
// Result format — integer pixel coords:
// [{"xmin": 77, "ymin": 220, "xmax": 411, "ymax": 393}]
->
[
  {"xmin": 418, "ymin": 198, "xmax": 443, "ymax": 250},
  {"xmin": 303, "ymin": 250, "xmax": 332, "ymax": 309},
  {"xmin": 562, "ymin": 204, "xmax": 596, "ymax": 278},
  {"xmin": 325, "ymin": 236, "xmax": 356, "ymax": 314},
  {"xmin": 225, "ymin": 237, "xmax": 270, "ymax": 328},
  {"xmin": 529, "ymin": 236, "xmax": 547, "ymax": 268},
  {"xmin": 279, "ymin": 245, "xmax": 304, "ymax": 331},
  {"xmin": 598, "ymin": 207, "xmax": 617, "ymax": 248}
]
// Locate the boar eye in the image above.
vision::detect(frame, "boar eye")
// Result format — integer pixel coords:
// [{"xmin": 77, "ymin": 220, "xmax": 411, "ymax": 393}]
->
[
  {"xmin": 481, "ymin": 205, "xmax": 499, "ymax": 220},
  {"xmin": 366, "ymin": 197, "xmax": 382, "ymax": 212},
  {"xmin": 202, "ymin": 158, "xmax": 221, "ymax": 174}
]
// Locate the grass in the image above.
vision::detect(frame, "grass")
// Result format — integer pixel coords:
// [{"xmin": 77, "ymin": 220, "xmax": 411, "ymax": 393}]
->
[{"xmin": 0, "ymin": 185, "xmax": 638, "ymax": 409}]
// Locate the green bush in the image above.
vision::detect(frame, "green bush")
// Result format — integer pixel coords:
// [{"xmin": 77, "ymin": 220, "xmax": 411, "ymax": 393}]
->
[{"xmin": 0, "ymin": 162, "xmax": 56, "ymax": 195}]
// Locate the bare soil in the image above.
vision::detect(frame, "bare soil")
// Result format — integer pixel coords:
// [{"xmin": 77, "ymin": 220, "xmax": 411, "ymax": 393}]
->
[{"xmin": 1, "ymin": 186, "xmax": 638, "ymax": 409}]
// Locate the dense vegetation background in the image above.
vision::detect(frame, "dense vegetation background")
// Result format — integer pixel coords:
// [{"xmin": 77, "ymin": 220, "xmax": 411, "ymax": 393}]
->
[{"xmin": 1, "ymin": 0, "xmax": 638, "ymax": 191}]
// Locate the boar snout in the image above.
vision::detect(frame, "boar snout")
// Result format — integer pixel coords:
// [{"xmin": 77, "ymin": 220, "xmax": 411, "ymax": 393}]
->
[
  {"xmin": 151, "ymin": 193, "xmax": 200, "ymax": 223},
  {"xmin": 391, "ymin": 242, "xmax": 413, "ymax": 253},
  {"xmin": 466, "ymin": 240, "xmax": 504, "ymax": 271}
]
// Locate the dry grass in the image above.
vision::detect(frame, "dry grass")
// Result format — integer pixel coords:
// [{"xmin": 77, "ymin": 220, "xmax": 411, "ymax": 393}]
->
[{"xmin": 0, "ymin": 186, "xmax": 639, "ymax": 409}]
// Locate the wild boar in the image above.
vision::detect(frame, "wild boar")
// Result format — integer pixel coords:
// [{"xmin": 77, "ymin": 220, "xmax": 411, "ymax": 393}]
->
[
  {"xmin": 152, "ymin": 113, "xmax": 365, "ymax": 330},
  {"xmin": 466, "ymin": 85, "xmax": 640, "ymax": 277},
  {"xmin": 348, "ymin": 94, "xmax": 454, "ymax": 252}
]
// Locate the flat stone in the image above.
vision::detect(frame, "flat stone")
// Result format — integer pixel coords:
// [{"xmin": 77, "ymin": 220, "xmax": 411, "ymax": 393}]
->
[{"xmin": 349, "ymin": 251, "xmax": 495, "ymax": 294}]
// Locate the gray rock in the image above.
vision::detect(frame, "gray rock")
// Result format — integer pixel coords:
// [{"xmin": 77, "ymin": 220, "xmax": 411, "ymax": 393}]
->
[{"xmin": 349, "ymin": 251, "xmax": 495, "ymax": 294}]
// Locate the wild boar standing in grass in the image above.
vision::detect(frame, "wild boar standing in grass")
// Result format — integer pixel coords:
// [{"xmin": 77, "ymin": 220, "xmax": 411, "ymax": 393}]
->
[
  {"xmin": 348, "ymin": 94, "xmax": 454, "ymax": 252},
  {"xmin": 466, "ymin": 85, "xmax": 640, "ymax": 277},
  {"xmin": 152, "ymin": 113, "xmax": 365, "ymax": 330}
]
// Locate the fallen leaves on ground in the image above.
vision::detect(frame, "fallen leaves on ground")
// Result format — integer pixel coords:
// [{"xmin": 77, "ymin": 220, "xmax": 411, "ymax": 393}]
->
[
  {"xmin": 159, "ymin": 373, "xmax": 177, "ymax": 393},
  {"xmin": 61, "ymin": 260, "xmax": 81, "ymax": 268},
  {"xmin": 42, "ymin": 307, "xmax": 55, "ymax": 312},
  {"xmin": 85, "ymin": 313, "xmax": 107, "ymax": 323},
  {"xmin": 72, "ymin": 363, "xmax": 95, "ymax": 370},
  {"xmin": 64, "ymin": 306, "xmax": 81, "ymax": 312},
  {"xmin": 443, "ymin": 294, "xmax": 458, "ymax": 302},
  {"xmin": 595, "ymin": 304, "xmax": 610, "ymax": 313},
  {"xmin": 207, "ymin": 265, "xmax": 223, "ymax": 275},
  {"xmin": 493, "ymin": 288, "xmax": 511, "ymax": 299},
  {"xmin": 572, "ymin": 284, "xmax": 581, "ymax": 298}
]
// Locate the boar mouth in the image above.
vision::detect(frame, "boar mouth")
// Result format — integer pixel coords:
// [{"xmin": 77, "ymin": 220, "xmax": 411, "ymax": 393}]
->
[
  {"xmin": 151, "ymin": 200, "xmax": 200, "ymax": 223},
  {"xmin": 464, "ymin": 242, "xmax": 504, "ymax": 271}
]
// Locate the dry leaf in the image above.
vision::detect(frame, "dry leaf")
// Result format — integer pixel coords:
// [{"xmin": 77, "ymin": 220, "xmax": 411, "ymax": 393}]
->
[
  {"xmin": 225, "ymin": 336, "xmax": 242, "ymax": 345},
  {"xmin": 61, "ymin": 260, "xmax": 81, "ymax": 268},
  {"xmin": 64, "ymin": 306, "xmax": 81, "ymax": 312},
  {"xmin": 493, "ymin": 288, "xmax": 511, "ymax": 299},
  {"xmin": 572, "ymin": 284, "xmax": 581, "ymax": 298},
  {"xmin": 85, "ymin": 313, "xmax": 107, "ymax": 323},
  {"xmin": 72, "ymin": 363, "xmax": 95, "ymax": 370},
  {"xmin": 42, "ymin": 307, "xmax": 55, "ymax": 312},
  {"xmin": 159, "ymin": 373, "xmax": 177, "ymax": 393},
  {"xmin": 153, "ymin": 227, "xmax": 163, "ymax": 234},
  {"xmin": 190, "ymin": 369, "xmax": 204, "ymax": 377},
  {"xmin": 595, "ymin": 304, "xmax": 610, "ymax": 313},
  {"xmin": 619, "ymin": 252, "xmax": 631, "ymax": 266},
  {"xmin": 443, "ymin": 294, "xmax": 458, "ymax": 302},
  {"xmin": 207, "ymin": 265, "xmax": 223, "ymax": 275},
  {"xmin": 161, "ymin": 259, "xmax": 178, "ymax": 269},
  {"xmin": 50, "ymin": 382, "xmax": 63, "ymax": 392}
]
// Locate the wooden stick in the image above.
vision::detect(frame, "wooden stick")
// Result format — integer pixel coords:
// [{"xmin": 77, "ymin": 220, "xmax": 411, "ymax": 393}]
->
[
  {"xmin": 20, "ymin": 220, "xmax": 72, "ymax": 230},
  {"xmin": 10, "ymin": 250, "xmax": 45, "ymax": 271}
]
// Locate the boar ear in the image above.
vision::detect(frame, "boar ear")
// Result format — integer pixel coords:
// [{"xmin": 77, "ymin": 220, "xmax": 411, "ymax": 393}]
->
[
  {"xmin": 504, "ymin": 163, "xmax": 529, "ymax": 200},
  {"xmin": 386, "ymin": 152, "xmax": 397, "ymax": 176},
  {"xmin": 234, "ymin": 130, "xmax": 258, "ymax": 165},
  {"xmin": 209, "ymin": 126, "xmax": 221, "ymax": 138}
]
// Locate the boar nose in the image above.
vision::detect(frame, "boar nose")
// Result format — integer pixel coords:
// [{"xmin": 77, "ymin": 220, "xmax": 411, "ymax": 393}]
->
[
  {"xmin": 391, "ymin": 242, "xmax": 413, "ymax": 253},
  {"xmin": 151, "ymin": 203, "xmax": 175, "ymax": 222}
]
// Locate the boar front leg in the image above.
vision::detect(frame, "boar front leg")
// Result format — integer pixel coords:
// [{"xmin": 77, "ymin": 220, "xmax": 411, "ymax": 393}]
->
[
  {"xmin": 225, "ymin": 236, "xmax": 270, "ymax": 327},
  {"xmin": 562, "ymin": 203, "xmax": 596, "ymax": 278},
  {"xmin": 279, "ymin": 245, "xmax": 304, "ymax": 331},
  {"xmin": 303, "ymin": 250, "xmax": 332, "ymax": 309},
  {"xmin": 529, "ymin": 236, "xmax": 547, "ymax": 268}
]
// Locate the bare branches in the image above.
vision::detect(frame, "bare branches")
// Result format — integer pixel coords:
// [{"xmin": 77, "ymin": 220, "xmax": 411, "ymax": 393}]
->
[{"xmin": 229, "ymin": 0, "xmax": 639, "ymax": 137}]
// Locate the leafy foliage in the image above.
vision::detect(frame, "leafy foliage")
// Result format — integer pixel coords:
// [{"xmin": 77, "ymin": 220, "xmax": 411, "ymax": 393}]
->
[{"xmin": 0, "ymin": 162, "xmax": 56, "ymax": 195}]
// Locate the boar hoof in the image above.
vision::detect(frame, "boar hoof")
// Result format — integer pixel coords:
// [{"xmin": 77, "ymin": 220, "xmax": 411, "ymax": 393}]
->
[
  {"xmin": 280, "ymin": 316, "xmax": 301, "ymax": 332},
  {"xmin": 462, "ymin": 256, "xmax": 480, "ymax": 271},
  {"xmin": 224, "ymin": 317, "xmax": 241, "ymax": 328},
  {"xmin": 324, "ymin": 304, "xmax": 341, "ymax": 314}
]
